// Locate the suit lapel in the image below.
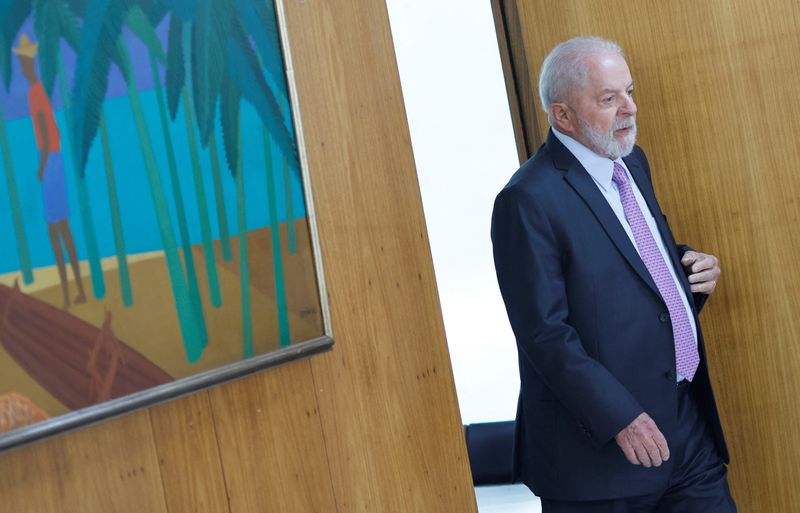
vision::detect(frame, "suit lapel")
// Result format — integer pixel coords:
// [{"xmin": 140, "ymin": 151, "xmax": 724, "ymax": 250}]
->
[
  {"xmin": 549, "ymin": 135, "xmax": 661, "ymax": 298},
  {"xmin": 625, "ymin": 156, "xmax": 697, "ymax": 310}
]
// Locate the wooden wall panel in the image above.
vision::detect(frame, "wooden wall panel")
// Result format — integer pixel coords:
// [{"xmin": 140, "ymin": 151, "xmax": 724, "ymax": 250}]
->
[
  {"xmin": 284, "ymin": 1, "xmax": 476, "ymax": 512},
  {"xmin": 149, "ymin": 392, "xmax": 230, "ymax": 513},
  {"xmin": 494, "ymin": 1, "xmax": 800, "ymax": 510},
  {"xmin": 208, "ymin": 362, "xmax": 336, "ymax": 513},
  {"xmin": 0, "ymin": 1, "xmax": 477, "ymax": 513},
  {"xmin": 0, "ymin": 410, "xmax": 168, "ymax": 513}
]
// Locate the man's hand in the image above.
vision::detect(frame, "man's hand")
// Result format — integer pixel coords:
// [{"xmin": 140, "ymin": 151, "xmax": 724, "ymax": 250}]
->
[
  {"xmin": 681, "ymin": 250, "xmax": 720, "ymax": 294},
  {"xmin": 614, "ymin": 412, "xmax": 670, "ymax": 467}
]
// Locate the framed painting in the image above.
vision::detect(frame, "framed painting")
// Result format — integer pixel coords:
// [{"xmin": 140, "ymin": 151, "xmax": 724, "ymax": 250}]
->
[{"xmin": 0, "ymin": 0, "xmax": 332, "ymax": 451}]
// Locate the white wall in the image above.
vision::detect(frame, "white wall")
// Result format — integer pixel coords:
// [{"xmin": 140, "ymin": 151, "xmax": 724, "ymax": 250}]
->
[{"xmin": 386, "ymin": 0, "xmax": 523, "ymax": 425}]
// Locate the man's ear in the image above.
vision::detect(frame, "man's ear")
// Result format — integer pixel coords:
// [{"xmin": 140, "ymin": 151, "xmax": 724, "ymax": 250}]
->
[{"xmin": 549, "ymin": 103, "xmax": 575, "ymax": 134}]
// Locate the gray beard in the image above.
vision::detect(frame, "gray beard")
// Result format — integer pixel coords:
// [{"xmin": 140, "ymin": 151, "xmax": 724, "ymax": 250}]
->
[{"xmin": 577, "ymin": 116, "xmax": 637, "ymax": 160}]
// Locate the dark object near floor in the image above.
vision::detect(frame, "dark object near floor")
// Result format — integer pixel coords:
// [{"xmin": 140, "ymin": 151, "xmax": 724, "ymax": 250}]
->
[{"xmin": 465, "ymin": 420, "xmax": 516, "ymax": 485}]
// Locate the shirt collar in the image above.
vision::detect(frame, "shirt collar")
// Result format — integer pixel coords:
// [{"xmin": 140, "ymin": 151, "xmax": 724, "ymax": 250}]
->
[{"xmin": 552, "ymin": 128, "xmax": 627, "ymax": 192}]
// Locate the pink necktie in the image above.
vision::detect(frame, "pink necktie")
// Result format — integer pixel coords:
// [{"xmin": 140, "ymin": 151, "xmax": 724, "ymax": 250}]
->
[{"xmin": 612, "ymin": 162, "xmax": 699, "ymax": 381}]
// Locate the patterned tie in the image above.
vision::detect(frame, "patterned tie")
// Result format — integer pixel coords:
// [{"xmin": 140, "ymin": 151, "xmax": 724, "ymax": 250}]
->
[{"xmin": 611, "ymin": 162, "xmax": 699, "ymax": 381}]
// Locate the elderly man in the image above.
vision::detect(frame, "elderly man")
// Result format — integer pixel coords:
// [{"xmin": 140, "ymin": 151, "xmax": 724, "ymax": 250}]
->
[{"xmin": 491, "ymin": 37, "xmax": 737, "ymax": 512}]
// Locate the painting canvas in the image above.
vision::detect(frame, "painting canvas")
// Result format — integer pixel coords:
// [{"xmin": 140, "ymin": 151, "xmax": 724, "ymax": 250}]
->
[{"xmin": 0, "ymin": 0, "xmax": 328, "ymax": 448}]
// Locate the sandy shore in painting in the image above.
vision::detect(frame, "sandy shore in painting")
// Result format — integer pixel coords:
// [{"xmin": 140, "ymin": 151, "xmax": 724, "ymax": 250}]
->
[{"xmin": 0, "ymin": 220, "xmax": 323, "ymax": 417}]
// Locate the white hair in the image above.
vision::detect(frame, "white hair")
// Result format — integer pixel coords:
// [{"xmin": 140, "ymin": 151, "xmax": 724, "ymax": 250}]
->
[{"xmin": 539, "ymin": 37, "xmax": 625, "ymax": 123}]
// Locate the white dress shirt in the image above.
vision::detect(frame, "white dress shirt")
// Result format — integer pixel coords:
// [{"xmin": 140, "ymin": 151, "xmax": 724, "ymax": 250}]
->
[{"xmin": 552, "ymin": 129, "xmax": 697, "ymax": 379}]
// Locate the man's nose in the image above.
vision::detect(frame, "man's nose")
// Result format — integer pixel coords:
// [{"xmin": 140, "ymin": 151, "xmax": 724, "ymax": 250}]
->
[{"xmin": 620, "ymin": 95, "xmax": 637, "ymax": 116}]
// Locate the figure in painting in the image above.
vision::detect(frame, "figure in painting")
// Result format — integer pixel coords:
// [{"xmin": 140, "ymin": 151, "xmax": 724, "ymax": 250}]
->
[{"xmin": 13, "ymin": 34, "xmax": 86, "ymax": 310}]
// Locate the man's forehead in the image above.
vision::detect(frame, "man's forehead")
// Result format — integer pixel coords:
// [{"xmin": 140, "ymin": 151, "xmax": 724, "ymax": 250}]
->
[{"xmin": 584, "ymin": 54, "xmax": 632, "ymax": 87}]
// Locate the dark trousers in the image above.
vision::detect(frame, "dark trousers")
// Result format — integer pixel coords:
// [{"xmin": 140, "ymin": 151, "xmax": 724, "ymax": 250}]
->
[{"xmin": 542, "ymin": 382, "xmax": 737, "ymax": 513}]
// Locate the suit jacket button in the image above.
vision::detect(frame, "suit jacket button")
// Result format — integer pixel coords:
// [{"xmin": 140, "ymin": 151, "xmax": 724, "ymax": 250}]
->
[
  {"xmin": 659, "ymin": 312, "xmax": 670, "ymax": 323},
  {"xmin": 665, "ymin": 370, "xmax": 676, "ymax": 381}
]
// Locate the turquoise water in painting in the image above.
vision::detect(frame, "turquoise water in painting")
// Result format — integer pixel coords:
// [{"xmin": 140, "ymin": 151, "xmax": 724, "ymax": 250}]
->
[{"xmin": 0, "ymin": 90, "xmax": 307, "ymax": 275}]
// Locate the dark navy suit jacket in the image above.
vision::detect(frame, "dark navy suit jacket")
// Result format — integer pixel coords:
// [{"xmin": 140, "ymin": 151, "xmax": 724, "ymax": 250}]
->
[{"xmin": 491, "ymin": 131, "xmax": 728, "ymax": 501}]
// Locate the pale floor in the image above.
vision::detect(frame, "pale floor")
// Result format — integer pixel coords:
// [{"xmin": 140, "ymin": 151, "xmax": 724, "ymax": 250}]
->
[{"xmin": 475, "ymin": 484, "xmax": 541, "ymax": 513}]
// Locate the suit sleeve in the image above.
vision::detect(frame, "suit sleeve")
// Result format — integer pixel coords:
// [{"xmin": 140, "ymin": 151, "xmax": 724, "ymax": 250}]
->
[{"xmin": 491, "ymin": 185, "xmax": 644, "ymax": 447}]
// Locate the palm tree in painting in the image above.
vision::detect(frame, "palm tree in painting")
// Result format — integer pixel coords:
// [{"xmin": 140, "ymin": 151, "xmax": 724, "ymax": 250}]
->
[
  {"xmin": 96, "ymin": 113, "xmax": 133, "ymax": 306},
  {"xmin": 170, "ymin": 0, "xmax": 300, "ymax": 349},
  {"xmin": 2, "ymin": 0, "xmax": 139, "ymax": 306},
  {"xmin": 208, "ymin": 126, "xmax": 233, "ymax": 262},
  {"xmin": 234, "ymin": 115, "xmax": 253, "ymax": 357},
  {"xmin": 68, "ymin": 0, "xmax": 300, "ymax": 356},
  {"xmin": 124, "ymin": 4, "xmax": 208, "ymax": 342},
  {"xmin": 114, "ymin": 3, "xmax": 226, "ymax": 316},
  {"xmin": 162, "ymin": 0, "xmax": 298, "ymax": 349},
  {"xmin": 0, "ymin": 99, "xmax": 33, "ymax": 286},
  {"xmin": 179, "ymin": 85, "xmax": 223, "ymax": 308},
  {"xmin": 68, "ymin": 0, "xmax": 206, "ymax": 362},
  {"xmin": 166, "ymin": 10, "xmax": 233, "ymax": 272},
  {"xmin": 261, "ymin": 126, "xmax": 290, "ymax": 347},
  {"xmin": 0, "ymin": 1, "xmax": 34, "ymax": 285},
  {"xmin": 156, "ymin": 0, "xmax": 298, "ymax": 193},
  {"xmin": 161, "ymin": 0, "xmax": 296, "ymax": 351},
  {"xmin": 281, "ymin": 100, "xmax": 297, "ymax": 256},
  {"xmin": 48, "ymin": 4, "xmax": 133, "ymax": 306}
]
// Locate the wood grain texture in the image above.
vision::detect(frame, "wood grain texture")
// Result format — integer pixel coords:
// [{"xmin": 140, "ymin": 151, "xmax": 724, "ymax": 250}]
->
[
  {"xmin": 491, "ymin": 0, "xmax": 531, "ymax": 163},
  {"xmin": 495, "ymin": 1, "xmax": 800, "ymax": 510},
  {"xmin": 149, "ymin": 391, "xmax": 231, "ymax": 513},
  {"xmin": 208, "ymin": 361, "xmax": 336, "ymax": 513},
  {"xmin": 0, "ymin": 1, "xmax": 476, "ymax": 512},
  {"xmin": 283, "ymin": 1, "xmax": 477, "ymax": 512},
  {"xmin": 0, "ymin": 410, "xmax": 168, "ymax": 513}
]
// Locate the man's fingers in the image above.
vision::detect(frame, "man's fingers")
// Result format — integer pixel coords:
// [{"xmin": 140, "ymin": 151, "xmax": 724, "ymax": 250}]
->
[
  {"xmin": 682, "ymin": 252, "xmax": 721, "ymax": 273},
  {"xmin": 615, "ymin": 412, "xmax": 672, "ymax": 467},
  {"xmin": 640, "ymin": 436, "xmax": 662, "ymax": 467},
  {"xmin": 631, "ymin": 439, "xmax": 652, "ymax": 467},
  {"xmin": 687, "ymin": 269, "xmax": 716, "ymax": 284},
  {"xmin": 636, "ymin": 419, "xmax": 664, "ymax": 467},
  {"xmin": 683, "ymin": 252, "xmax": 720, "ymax": 295},
  {"xmin": 653, "ymin": 429, "xmax": 670, "ymax": 462},
  {"xmin": 690, "ymin": 256, "xmax": 718, "ymax": 274},
  {"xmin": 617, "ymin": 437, "xmax": 640, "ymax": 465},
  {"xmin": 688, "ymin": 268, "xmax": 719, "ymax": 292},
  {"xmin": 691, "ymin": 281, "xmax": 717, "ymax": 294}
]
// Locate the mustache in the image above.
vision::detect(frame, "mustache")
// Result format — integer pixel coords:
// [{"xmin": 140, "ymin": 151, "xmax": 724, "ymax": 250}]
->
[{"xmin": 614, "ymin": 117, "xmax": 636, "ymax": 130}]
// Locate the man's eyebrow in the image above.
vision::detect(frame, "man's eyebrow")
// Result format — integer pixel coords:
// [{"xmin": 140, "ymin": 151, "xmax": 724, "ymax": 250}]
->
[{"xmin": 599, "ymin": 83, "xmax": 635, "ymax": 94}]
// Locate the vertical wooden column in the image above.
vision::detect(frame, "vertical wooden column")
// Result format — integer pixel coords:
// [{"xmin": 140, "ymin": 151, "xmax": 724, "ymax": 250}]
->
[
  {"xmin": 284, "ymin": 1, "xmax": 476, "ymax": 510},
  {"xmin": 493, "ymin": 1, "xmax": 800, "ymax": 510}
]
